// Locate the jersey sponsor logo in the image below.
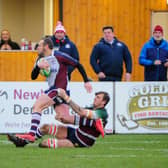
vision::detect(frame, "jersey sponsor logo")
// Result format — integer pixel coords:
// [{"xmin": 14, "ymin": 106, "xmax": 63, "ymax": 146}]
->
[
  {"xmin": 65, "ymin": 44, "xmax": 71, "ymax": 49},
  {"xmin": 116, "ymin": 42, "xmax": 122, "ymax": 47}
]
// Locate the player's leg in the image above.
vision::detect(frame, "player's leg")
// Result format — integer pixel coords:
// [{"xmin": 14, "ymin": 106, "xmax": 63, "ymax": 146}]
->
[
  {"xmin": 39, "ymin": 126, "xmax": 84, "ymax": 149},
  {"xmin": 55, "ymin": 103, "xmax": 70, "ymax": 121},
  {"xmin": 39, "ymin": 124, "xmax": 68, "ymax": 139},
  {"xmin": 55, "ymin": 106, "xmax": 75, "ymax": 124},
  {"xmin": 39, "ymin": 125, "xmax": 74, "ymax": 148},
  {"xmin": 30, "ymin": 94, "xmax": 55, "ymax": 135},
  {"xmin": 35, "ymin": 113, "xmax": 75, "ymax": 140},
  {"xmin": 15, "ymin": 93, "xmax": 55, "ymax": 142},
  {"xmin": 39, "ymin": 139, "xmax": 74, "ymax": 149}
]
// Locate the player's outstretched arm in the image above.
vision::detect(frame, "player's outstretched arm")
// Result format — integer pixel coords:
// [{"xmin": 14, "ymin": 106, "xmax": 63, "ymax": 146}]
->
[
  {"xmin": 55, "ymin": 51, "xmax": 92, "ymax": 93},
  {"xmin": 76, "ymin": 63, "xmax": 92, "ymax": 93},
  {"xmin": 58, "ymin": 88, "xmax": 97, "ymax": 119}
]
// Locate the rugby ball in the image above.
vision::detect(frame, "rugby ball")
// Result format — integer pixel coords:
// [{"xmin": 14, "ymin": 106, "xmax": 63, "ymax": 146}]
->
[{"xmin": 37, "ymin": 58, "xmax": 51, "ymax": 77}]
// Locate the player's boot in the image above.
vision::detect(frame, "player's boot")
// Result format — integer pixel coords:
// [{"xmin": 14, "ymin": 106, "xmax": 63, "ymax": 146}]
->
[
  {"xmin": 7, "ymin": 134, "xmax": 29, "ymax": 147},
  {"xmin": 15, "ymin": 133, "xmax": 35, "ymax": 143},
  {"xmin": 94, "ymin": 119, "xmax": 105, "ymax": 138}
]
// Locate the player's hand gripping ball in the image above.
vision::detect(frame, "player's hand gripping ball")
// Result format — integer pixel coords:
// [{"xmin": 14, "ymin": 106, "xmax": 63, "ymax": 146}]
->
[{"xmin": 37, "ymin": 58, "xmax": 51, "ymax": 77}]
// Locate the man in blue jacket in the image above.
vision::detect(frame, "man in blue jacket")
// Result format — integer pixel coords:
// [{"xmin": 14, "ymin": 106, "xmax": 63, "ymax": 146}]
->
[
  {"xmin": 139, "ymin": 25, "xmax": 168, "ymax": 81},
  {"xmin": 51, "ymin": 21, "xmax": 79, "ymax": 80},
  {"xmin": 90, "ymin": 26, "xmax": 132, "ymax": 81}
]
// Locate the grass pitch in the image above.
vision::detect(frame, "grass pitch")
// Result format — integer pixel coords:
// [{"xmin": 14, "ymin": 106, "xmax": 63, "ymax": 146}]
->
[{"xmin": 0, "ymin": 134, "xmax": 168, "ymax": 168}]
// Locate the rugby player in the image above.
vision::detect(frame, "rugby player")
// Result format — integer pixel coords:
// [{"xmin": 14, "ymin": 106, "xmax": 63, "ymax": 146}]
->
[
  {"xmin": 9, "ymin": 89, "xmax": 110, "ymax": 148},
  {"xmin": 11, "ymin": 37, "xmax": 92, "ymax": 143}
]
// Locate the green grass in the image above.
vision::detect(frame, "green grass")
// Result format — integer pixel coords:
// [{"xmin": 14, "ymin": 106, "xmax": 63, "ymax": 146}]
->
[{"xmin": 1, "ymin": 134, "xmax": 168, "ymax": 168}]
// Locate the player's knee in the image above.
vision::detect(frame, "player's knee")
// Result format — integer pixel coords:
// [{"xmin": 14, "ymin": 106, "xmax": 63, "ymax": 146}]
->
[
  {"xmin": 32, "ymin": 103, "xmax": 42, "ymax": 112},
  {"xmin": 40, "ymin": 124, "xmax": 50, "ymax": 134},
  {"xmin": 55, "ymin": 108, "xmax": 61, "ymax": 116},
  {"xmin": 55, "ymin": 105, "xmax": 68, "ymax": 115},
  {"xmin": 39, "ymin": 139, "xmax": 48, "ymax": 148},
  {"xmin": 60, "ymin": 116, "xmax": 67, "ymax": 123}
]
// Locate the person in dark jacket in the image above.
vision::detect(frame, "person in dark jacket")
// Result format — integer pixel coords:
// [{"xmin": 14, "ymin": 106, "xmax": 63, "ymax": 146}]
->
[
  {"xmin": 90, "ymin": 26, "xmax": 132, "ymax": 81},
  {"xmin": 139, "ymin": 25, "xmax": 168, "ymax": 81},
  {"xmin": 0, "ymin": 29, "xmax": 20, "ymax": 50},
  {"xmin": 51, "ymin": 21, "xmax": 79, "ymax": 80}
]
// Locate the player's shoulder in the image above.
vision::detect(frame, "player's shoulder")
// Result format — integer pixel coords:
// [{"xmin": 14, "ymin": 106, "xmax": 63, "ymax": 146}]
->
[
  {"xmin": 53, "ymin": 50, "xmax": 78, "ymax": 64},
  {"xmin": 53, "ymin": 50, "xmax": 69, "ymax": 57},
  {"xmin": 53, "ymin": 50, "xmax": 72, "ymax": 60},
  {"xmin": 96, "ymin": 108, "xmax": 108, "ymax": 118}
]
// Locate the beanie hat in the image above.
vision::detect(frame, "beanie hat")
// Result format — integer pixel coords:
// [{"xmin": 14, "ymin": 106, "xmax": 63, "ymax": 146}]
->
[
  {"xmin": 153, "ymin": 25, "xmax": 163, "ymax": 34},
  {"xmin": 54, "ymin": 21, "xmax": 66, "ymax": 33}
]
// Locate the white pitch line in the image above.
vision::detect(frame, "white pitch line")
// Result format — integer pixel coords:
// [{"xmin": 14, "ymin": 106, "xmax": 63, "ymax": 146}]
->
[
  {"xmin": 74, "ymin": 154, "xmax": 137, "ymax": 158},
  {"xmin": 73, "ymin": 154, "xmax": 168, "ymax": 159},
  {"xmin": 96, "ymin": 140, "xmax": 161, "ymax": 144},
  {"xmin": 74, "ymin": 154, "xmax": 168, "ymax": 159},
  {"xmin": 109, "ymin": 147, "xmax": 168, "ymax": 153}
]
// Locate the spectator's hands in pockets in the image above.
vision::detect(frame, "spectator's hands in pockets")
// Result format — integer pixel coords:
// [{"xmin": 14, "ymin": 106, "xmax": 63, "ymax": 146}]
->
[
  {"xmin": 84, "ymin": 82, "xmax": 92, "ymax": 93},
  {"xmin": 154, "ymin": 60, "xmax": 161, "ymax": 65},
  {"xmin": 164, "ymin": 59, "xmax": 168, "ymax": 67},
  {"xmin": 98, "ymin": 72, "xmax": 106, "ymax": 79},
  {"xmin": 125, "ymin": 73, "xmax": 131, "ymax": 81}
]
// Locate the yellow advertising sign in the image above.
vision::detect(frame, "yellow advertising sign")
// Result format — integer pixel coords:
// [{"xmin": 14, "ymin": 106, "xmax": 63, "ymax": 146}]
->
[{"xmin": 128, "ymin": 84, "xmax": 168, "ymax": 129}]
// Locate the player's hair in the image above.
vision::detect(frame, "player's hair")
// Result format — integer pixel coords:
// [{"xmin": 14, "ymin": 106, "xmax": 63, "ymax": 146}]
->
[
  {"xmin": 95, "ymin": 91, "xmax": 110, "ymax": 106},
  {"xmin": 102, "ymin": 26, "xmax": 114, "ymax": 32},
  {"xmin": 43, "ymin": 37, "xmax": 54, "ymax": 49}
]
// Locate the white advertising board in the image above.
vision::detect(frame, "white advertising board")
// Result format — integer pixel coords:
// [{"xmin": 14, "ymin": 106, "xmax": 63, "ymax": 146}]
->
[
  {"xmin": 115, "ymin": 82, "xmax": 168, "ymax": 133},
  {"xmin": 0, "ymin": 82, "xmax": 113, "ymax": 133}
]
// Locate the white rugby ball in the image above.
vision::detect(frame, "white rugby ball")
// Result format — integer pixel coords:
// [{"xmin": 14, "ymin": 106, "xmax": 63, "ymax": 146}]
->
[{"xmin": 37, "ymin": 58, "xmax": 51, "ymax": 77}]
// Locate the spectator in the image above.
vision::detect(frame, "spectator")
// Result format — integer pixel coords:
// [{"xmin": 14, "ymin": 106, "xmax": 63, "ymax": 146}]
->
[
  {"xmin": 51, "ymin": 21, "xmax": 79, "ymax": 80},
  {"xmin": 139, "ymin": 25, "xmax": 168, "ymax": 81},
  {"xmin": 90, "ymin": 26, "xmax": 132, "ymax": 81},
  {"xmin": 0, "ymin": 29, "xmax": 20, "ymax": 50}
]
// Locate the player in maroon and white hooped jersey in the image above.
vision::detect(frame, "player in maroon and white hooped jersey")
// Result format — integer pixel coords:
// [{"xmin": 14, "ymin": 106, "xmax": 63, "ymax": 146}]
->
[{"xmin": 12, "ymin": 38, "xmax": 92, "ymax": 143}]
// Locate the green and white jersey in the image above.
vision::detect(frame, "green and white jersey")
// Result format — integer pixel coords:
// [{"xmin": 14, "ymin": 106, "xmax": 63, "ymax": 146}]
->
[
  {"xmin": 87, "ymin": 107, "xmax": 108, "ymax": 126},
  {"xmin": 92, "ymin": 108, "xmax": 108, "ymax": 120}
]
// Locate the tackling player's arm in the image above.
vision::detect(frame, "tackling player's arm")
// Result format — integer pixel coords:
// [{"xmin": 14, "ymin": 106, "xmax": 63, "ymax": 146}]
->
[
  {"xmin": 69, "ymin": 100, "xmax": 98, "ymax": 119},
  {"xmin": 57, "ymin": 88, "xmax": 98, "ymax": 119}
]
